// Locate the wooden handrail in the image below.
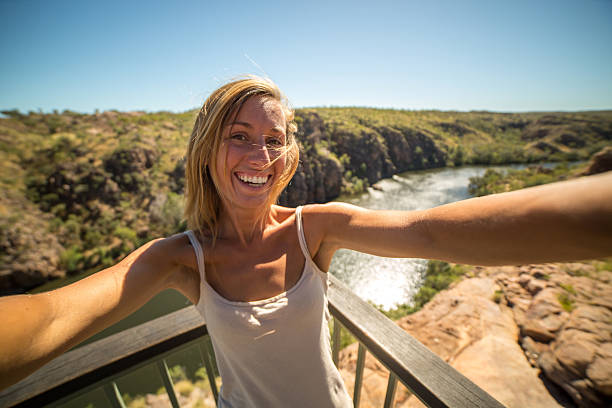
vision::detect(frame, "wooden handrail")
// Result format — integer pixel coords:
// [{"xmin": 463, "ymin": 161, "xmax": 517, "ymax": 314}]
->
[
  {"xmin": 327, "ymin": 275, "xmax": 505, "ymax": 408},
  {"xmin": 0, "ymin": 307, "xmax": 207, "ymax": 407},
  {"xmin": 0, "ymin": 277, "xmax": 505, "ymax": 408}
]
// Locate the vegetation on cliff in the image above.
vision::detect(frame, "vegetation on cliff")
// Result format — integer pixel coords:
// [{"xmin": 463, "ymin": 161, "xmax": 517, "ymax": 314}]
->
[
  {"xmin": 1, "ymin": 108, "xmax": 611, "ymax": 293},
  {"xmin": 468, "ymin": 145, "xmax": 612, "ymax": 197}
]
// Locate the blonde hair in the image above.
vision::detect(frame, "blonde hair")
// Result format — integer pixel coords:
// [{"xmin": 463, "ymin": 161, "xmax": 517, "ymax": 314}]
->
[{"xmin": 184, "ymin": 76, "xmax": 299, "ymax": 243}]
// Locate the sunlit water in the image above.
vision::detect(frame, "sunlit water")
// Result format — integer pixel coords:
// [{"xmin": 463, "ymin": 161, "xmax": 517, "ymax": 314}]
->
[{"xmin": 330, "ymin": 164, "xmax": 531, "ymax": 310}]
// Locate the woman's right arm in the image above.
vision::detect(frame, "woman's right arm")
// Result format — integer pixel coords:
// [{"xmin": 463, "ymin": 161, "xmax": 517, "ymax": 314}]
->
[
  {"xmin": 0, "ymin": 233, "xmax": 197, "ymax": 390},
  {"xmin": 308, "ymin": 171, "xmax": 612, "ymax": 267}
]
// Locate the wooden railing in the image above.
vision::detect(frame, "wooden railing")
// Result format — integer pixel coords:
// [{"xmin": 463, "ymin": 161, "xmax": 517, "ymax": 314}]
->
[{"xmin": 0, "ymin": 276, "xmax": 505, "ymax": 408}]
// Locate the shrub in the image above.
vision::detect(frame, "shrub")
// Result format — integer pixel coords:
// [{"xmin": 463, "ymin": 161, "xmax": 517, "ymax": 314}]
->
[
  {"xmin": 557, "ymin": 292, "xmax": 575, "ymax": 312},
  {"xmin": 195, "ymin": 366, "xmax": 209, "ymax": 381},
  {"xmin": 377, "ymin": 303, "xmax": 419, "ymax": 320},
  {"xmin": 174, "ymin": 380, "xmax": 194, "ymax": 397},
  {"xmin": 60, "ymin": 246, "xmax": 84, "ymax": 273},
  {"xmin": 114, "ymin": 225, "xmax": 137, "ymax": 243},
  {"xmin": 492, "ymin": 290, "xmax": 504, "ymax": 304},
  {"xmin": 559, "ymin": 283, "xmax": 576, "ymax": 295},
  {"xmin": 169, "ymin": 365, "xmax": 188, "ymax": 383}
]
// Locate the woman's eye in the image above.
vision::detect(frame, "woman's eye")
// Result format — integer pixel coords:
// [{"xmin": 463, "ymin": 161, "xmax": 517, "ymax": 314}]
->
[
  {"xmin": 230, "ymin": 134, "xmax": 247, "ymax": 141},
  {"xmin": 266, "ymin": 138, "xmax": 283, "ymax": 147}
]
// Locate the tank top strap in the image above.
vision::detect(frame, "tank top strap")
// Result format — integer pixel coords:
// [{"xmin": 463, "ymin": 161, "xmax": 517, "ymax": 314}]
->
[
  {"xmin": 185, "ymin": 230, "xmax": 206, "ymax": 281},
  {"xmin": 295, "ymin": 206, "xmax": 313, "ymax": 263},
  {"xmin": 295, "ymin": 206, "xmax": 331, "ymax": 319}
]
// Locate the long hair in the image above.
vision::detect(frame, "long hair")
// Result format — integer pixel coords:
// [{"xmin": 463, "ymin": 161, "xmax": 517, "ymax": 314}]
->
[{"xmin": 184, "ymin": 76, "xmax": 299, "ymax": 243}]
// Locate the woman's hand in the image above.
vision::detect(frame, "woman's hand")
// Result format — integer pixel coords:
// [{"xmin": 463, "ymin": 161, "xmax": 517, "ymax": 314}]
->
[
  {"xmin": 307, "ymin": 171, "xmax": 612, "ymax": 267},
  {"xmin": 0, "ymin": 233, "xmax": 198, "ymax": 390}
]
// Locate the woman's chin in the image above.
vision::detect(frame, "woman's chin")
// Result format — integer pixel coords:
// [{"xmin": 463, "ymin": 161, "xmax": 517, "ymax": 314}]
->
[{"xmin": 225, "ymin": 183, "xmax": 273, "ymax": 210}]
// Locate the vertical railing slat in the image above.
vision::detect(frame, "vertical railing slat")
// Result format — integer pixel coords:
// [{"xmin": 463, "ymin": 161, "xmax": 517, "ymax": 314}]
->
[
  {"xmin": 353, "ymin": 343, "xmax": 366, "ymax": 408},
  {"xmin": 199, "ymin": 336, "xmax": 219, "ymax": 404},
  {"xmin": 332, "ymin": 317, "xmax": 341, "ymax": 366},
  {"xmin": 102, "ymin": 381, "xmax": 127, "ymax": 408},
  {"xmin": 156, "ymin": 359, "xmax": 180, "ymax": 408},
  {"xmin": 383, "ymin": 372, "xmax": 398, "ymax": 408}
]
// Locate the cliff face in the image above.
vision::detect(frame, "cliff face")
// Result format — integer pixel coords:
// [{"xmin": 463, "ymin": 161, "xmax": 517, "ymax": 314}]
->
[
  {"xmin": 280, "ymin": 111, "xmax": 450, "ymax": 206},
  {"xmin": 337, "ymin": 262, "xmax": 612, "ymax": 408}
]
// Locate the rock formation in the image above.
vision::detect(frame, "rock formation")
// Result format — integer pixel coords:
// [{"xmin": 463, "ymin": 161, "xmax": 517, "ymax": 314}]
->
[
  {"xmin": 337, "ymin": 262, "xmax": 612, "ymax": 408},
  {"xmin": 582, "ymin": 146, "xmax": 612, "ymax": 176},
  {"xmin": 0, "ymin": 197, "xmax": 65, "ymax": 292}
]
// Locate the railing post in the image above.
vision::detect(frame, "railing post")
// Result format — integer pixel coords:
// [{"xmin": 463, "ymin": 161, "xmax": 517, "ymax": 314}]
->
[
  {"xmin": 383, "ymin": 373, "xmax": 398, "ymax": 408},
  {"xmin": 102, "ymin": 381, "xmax": 127, "ymax": 408},
  {"xmin": 332, "ymin": 317, "xmax": 342, "ymax": 366},
  {"xmin": 353, "ymin": 343, "xmax": 366, "ymax": 408},
  {"xmin": 156, "ymin": 359, "xmax": 180, "ymax": 408},
  {"xmin": 198, "ymin": 336, "xmax": 219, "ymax": 404}
]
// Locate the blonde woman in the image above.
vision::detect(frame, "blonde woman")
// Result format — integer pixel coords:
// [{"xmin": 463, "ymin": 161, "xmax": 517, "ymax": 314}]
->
[{"xmin": 1, "ymin": 76, "xmax": 612, "ymax": 407}]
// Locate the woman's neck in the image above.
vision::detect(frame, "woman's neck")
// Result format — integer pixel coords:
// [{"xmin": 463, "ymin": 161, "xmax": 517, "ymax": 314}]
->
[{"xmin": 217, "ymin": 205, "xmax": 275, "ymax": 246}]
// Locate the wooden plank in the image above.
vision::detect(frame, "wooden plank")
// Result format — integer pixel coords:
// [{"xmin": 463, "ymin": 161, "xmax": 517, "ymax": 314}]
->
[
  {"xmin": 0, "ymin": 306, "xmax": 207, "ymax": 408},
  {"xmin": 198, "ymin": 338, "xmax": 219, "ymax": 404},
  {"xmin": 353, "ymin": 343, "xmax": 366, "ymax": 408},
  {"xmin": 102, "ymin": 381, "xmax": 126, "ymax": 408},
  {"xmin": 383, "ymin": 373, "xmax": 398, "ymax": 408},
  {"xmin": 327, "ymin": 275, "xmax": 506, "ymax": 408},
  {"xmin": 157, "ymin": 359, "xmax": 180, "ymax": 408},
  {"xmin": 332, "ymin": 318, "xmax": 342, "ymax": 366}
]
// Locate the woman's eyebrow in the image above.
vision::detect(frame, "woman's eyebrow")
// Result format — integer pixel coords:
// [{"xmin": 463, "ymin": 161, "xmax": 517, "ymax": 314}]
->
[
  {"xmin": 226, "ymin": 121, "xmax": 285, "ymax": 135},
  {"xmin": 269, "ymin": 126, "xmax": 286, "ymax": 135},
  {"xmin": 227, "ymin": 120, "xmax": 252, "ymax": 129}
]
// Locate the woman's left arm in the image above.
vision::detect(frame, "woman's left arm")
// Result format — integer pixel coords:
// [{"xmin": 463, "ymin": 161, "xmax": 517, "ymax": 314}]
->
[{"xmin": 312, "ymin": 171, "xmax": 612, "ymax": 266}]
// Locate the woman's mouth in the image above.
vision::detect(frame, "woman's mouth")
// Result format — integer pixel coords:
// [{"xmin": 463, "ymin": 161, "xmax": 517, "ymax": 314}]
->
[{"xmin": 235, "ymin": 173, "xmax": 272, "ymax": 187}]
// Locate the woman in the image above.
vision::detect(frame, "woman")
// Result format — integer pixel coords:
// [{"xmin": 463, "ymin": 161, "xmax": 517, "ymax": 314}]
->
[{"xmin": 1, "ymin": 76, "xmax": 611, "ymax": 406}]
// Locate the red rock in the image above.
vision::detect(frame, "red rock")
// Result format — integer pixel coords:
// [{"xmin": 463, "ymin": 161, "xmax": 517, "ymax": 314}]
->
[
  {"xmin": 587, "ymin": 354, "xmax": 612, "ymax": 396},
  {"xmin": 339, "ymin": 262, "xmax": 611, "ymax": 408},
  {"xmin": 554, "ymin": 339, "xmax": 596, "ymax": 376},
  {"xmin": 527, "ymin": 279, "xmax": 547, "ymax": 295}
]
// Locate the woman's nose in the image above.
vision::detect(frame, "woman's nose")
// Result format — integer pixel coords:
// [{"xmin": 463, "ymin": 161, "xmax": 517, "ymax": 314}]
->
[{"xmin": 247, "ymin": 143, "xmax": 271, "ymax": 164}]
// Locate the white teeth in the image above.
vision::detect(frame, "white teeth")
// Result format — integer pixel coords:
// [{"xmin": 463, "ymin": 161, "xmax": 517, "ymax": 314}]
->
[{"xmin": 237, "ymin": 174, "xmax": 268, "ymax": 184}]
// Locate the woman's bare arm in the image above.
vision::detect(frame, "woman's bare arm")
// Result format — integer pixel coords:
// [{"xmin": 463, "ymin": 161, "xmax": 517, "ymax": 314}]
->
[
  {"xmin": 0, "ymin": 233, "xmax": 197, "ymax": 390},
  {"xmin": 312, "ymin": 171, "xmax": 612, "ymax": 266}
]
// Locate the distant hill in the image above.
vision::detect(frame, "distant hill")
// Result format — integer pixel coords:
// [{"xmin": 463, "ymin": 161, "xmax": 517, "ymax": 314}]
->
[{"xmin": 1, "ymin": 107, "xmax": 611, "ymax": 293}]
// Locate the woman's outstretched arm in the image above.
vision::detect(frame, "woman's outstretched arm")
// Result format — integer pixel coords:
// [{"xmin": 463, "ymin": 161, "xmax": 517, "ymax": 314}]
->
[
  {"xmin": 310, "ymin": 171, "xmax": 612, "ymax": 266},
  {"xmin": 0, "ymin": 233, "xmax": 198, "ymax": 390}
]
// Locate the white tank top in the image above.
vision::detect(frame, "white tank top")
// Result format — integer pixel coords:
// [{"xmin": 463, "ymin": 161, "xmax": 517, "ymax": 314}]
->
[{"xmin": 185, "ymin": 206, "xmax": 353, "ymax": 407}]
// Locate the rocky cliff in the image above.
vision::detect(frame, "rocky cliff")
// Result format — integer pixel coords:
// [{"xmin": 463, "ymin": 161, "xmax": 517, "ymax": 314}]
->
[{"xmin": 337, "ymin": 261, "xmax": 612, "ymax": 408}]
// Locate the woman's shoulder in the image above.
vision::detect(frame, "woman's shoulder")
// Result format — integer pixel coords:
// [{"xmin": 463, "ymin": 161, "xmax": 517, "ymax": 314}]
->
[
  {"xmin": 298, "ymin": 202, "xmax": 364, "ymax": 228},
  {"xmin": 151, "ymin": 232, "xmax": 198, "ymax": 270},
  {"xmin": 273, "ymin": 203, "xmax": 364, "ymax": 238},
  {"xmin": 273, "ymin": 202, "xmax": 361, "ymax": 217}
]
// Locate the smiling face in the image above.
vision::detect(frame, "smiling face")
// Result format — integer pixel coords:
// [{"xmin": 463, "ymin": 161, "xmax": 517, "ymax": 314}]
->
[{"xmin": 212, "ymin": 95, "xmax": 288, "ymax": 211}]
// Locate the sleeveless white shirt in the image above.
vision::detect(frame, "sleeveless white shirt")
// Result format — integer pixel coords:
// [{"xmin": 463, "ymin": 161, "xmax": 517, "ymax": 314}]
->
[{"xmin": 185, "ymin": 206, "xmax": 353, "ymax": 407}]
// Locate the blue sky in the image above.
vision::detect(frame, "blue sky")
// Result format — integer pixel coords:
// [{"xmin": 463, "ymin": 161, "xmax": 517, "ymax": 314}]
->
[{"xmin": 1, "ymin": 0, "xmax": 611, "ymax": 113}]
